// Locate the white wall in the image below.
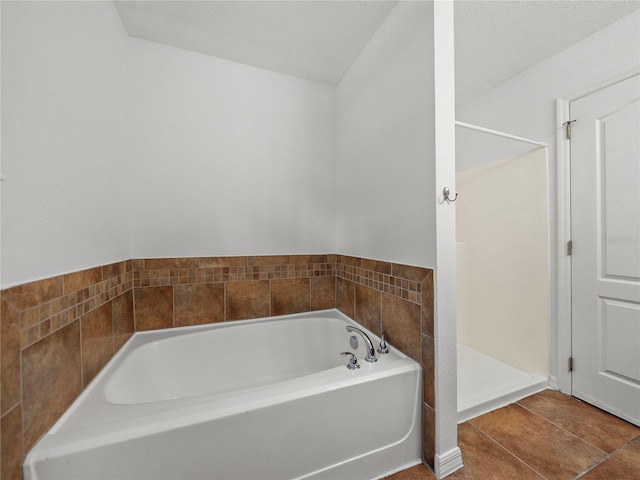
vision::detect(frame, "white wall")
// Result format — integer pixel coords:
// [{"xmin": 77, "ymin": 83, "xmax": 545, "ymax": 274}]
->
[
  {"xmin": 335, "ymin": 1, "xmax": 436, "ymax": 268},
  {"xmin": 456, "ymin": 10, "xmax": 640, "ymax": 383},
  {"xmin": 1, "ymin": 0, "xmax": 441, "ymax": 285},
  {"xmin": 457, "ymin": 148, "xmax": 549, "ymax": 376},
  {"xmin": 127, "ymin": 38, "xmax": 336, "ymax": 259},
  {"xmin": 1, "ymin": 1, "xmax": 130, "ymax": 288},
  {"xmin": 0, "ymin": 1, "xmax": 336, "ymax": 287}
]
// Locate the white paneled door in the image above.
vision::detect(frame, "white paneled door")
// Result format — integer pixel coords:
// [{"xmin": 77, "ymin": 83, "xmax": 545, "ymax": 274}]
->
[{"xmin": 570, "ymin": 74, "xmax": 640, "ymax": 426}]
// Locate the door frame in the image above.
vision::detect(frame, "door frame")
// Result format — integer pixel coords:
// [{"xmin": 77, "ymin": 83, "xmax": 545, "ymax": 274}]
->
[{"xmin": 555, "ymin": 68, "xmax": 640, "ymax": 395}]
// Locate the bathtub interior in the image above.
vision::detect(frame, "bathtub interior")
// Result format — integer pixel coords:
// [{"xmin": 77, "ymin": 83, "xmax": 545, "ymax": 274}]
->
[
  {"xmin": 105, "ymin": 314, "xmax": 362, "ymax": 405},
  {"xmin": 24, "ymin": 309, "xmax": 423, "ymax": 480}
]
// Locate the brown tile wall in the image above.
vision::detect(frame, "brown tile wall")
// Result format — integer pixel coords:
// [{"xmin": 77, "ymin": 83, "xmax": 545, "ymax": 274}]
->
[
  {"xmin": 0, "ymin": 254, "xmax": 435, "ymax": 479},
  {"xmin": 131, "ymin": 255, "xmax": 337, "ymax": 325},
  {"xmin": 0, "ymin": 261, "xmax": 134, "ymax": 480}
]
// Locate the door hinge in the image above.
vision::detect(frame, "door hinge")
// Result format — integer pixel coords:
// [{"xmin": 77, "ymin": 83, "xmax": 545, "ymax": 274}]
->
[
  {"xmin": 567, "ymin": 240, "xmax": 573, "ymax": 256},
  {"xmin": 569, "ymin": 357, "xmax": 574, "ymax": 372},
  {"xmin": 563, "ymin": 119, "xmax": 577, "ymax": 139}
]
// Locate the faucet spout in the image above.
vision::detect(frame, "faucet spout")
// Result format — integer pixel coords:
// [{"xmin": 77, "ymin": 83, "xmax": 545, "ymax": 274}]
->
[{"xmin": 345, "ymin": 325, "xmax": 377, "ymax": 363}]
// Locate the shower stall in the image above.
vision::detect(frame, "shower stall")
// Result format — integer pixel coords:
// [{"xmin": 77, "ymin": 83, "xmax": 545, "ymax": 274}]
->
[{"xmin": 455, "ymin": 122, "xmax": 550, "ymax": 422}]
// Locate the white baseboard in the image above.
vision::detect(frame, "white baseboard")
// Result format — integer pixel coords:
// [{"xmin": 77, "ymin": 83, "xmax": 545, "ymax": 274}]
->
[{"xmin": 434, "ymin": 447, "xmax": 463, "ymax": 478}]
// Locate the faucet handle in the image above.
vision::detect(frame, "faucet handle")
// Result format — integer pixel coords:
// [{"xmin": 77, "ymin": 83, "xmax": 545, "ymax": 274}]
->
[
  {"xmin": 340, "ymin": 351, "xmax": 360, "ymax": 370},
  {"xmin": 378, "ymin": 333, "xmax": 390, "ymax": 354}
]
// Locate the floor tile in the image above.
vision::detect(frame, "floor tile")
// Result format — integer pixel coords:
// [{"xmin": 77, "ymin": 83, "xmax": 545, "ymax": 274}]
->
[
  {"xmin": 447, "ymin": 423, "xmax": 543, "ymax": 479},
  {"xmin": 615, "ymin": 436, "xmax": 640, "ymax": 470},
  {"xmin": 580, "ymin": 437, "xmax": 640, "ymax": 479},
  {"xmin": 517, "ymin": 389, "xmax": 640, "ymax": 453},
  {"xmin": 469, "ymin": 403, "xmax": 605, "ymax": 479},
  {"xmin": 389, "ymin": 391, "xmax": 640, "ymax": 480},
  {"xmin": 383, "ymin": 464, "xmax": 436, "ymax": 480}
]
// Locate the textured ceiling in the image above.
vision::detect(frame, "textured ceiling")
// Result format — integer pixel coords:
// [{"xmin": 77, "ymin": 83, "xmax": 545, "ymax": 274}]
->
[
  {"xmin": 114, "ymin": 0, "xmax": 640, "ymax": 100},
  {"xmin": 454, "ymin": 0, "xmax": 640, "ymax": 105},
  {"xmin": 114, "ymin": 0, "xmax": 398, "ymax": 85}
]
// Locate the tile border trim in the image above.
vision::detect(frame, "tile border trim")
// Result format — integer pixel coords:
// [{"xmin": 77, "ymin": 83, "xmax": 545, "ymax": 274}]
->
[{"xmin": 2, "ymin": 254, "xmax": 432, "ymax": 348}]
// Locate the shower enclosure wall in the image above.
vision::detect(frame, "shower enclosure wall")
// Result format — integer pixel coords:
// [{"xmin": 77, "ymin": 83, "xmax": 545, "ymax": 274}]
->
[{"xmin": 455, "ymin": 123, "xmax": 550, "ymax": 422}]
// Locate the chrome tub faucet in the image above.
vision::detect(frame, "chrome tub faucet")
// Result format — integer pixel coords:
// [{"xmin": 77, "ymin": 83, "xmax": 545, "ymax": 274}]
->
[{"xmin": 345, "ymin": 325, "xmax": 377, "ymax": 363}]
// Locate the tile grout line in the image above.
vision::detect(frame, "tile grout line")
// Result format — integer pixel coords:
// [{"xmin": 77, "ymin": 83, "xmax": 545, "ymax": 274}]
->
[
  {"xmin": 515, "ymin": 400, "xmax": 612, "ymax": 455},
  {"xmin": 464, "ymin": 421, "xmax": 548, "ymax": 479},
  {"xmin": 572, "ymin": 433, "xmax": 640, "ymax": 479},
  {"xmin": 17, "ymin": 348, "xmax": 25, "ymax": 473}
]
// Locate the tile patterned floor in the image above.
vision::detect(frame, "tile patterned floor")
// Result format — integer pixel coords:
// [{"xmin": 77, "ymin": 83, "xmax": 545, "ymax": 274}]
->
[{"xmin": 386, "ymin": 389, "xmax": 640, "ymax": 480}]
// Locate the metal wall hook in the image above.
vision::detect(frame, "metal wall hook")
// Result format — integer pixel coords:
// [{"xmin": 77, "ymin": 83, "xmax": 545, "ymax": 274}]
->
[{"xmin": 442, "ymin": 186, "xmax": 458, "ymax": 204}]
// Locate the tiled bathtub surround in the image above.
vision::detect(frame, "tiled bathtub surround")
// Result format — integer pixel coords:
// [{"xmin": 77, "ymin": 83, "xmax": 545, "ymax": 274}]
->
[
  {"xmin": 0, "ymin": 254, "xmax": 435, "ymax": 479},
  {"xmin": 1, "ymin": 261, "xmax": 135, "ymax": 480}
]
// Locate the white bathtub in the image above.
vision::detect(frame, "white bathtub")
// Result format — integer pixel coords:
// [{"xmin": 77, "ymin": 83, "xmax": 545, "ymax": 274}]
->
[{"xmin": 24, "ymin": 309, "xmax": 422, "ymax": 480}]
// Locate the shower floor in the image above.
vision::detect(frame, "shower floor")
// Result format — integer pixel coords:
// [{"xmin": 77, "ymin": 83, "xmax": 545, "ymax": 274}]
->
[{"xmin": 457, "ymin": 344, "xmax": 547, "ymax": 423}]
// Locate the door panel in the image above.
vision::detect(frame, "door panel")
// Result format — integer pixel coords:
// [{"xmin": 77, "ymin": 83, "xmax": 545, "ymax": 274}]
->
[
  {"xmin": 602, "ymin": 298, "xmax": 640, "ymax": 382},
  {"xmin": 601, "ymin": 102, "xmax": 640, "ymax": 279},
  {"xmin": 570, "ymin": 74, "xmax": 640, "ymax": 426}
]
